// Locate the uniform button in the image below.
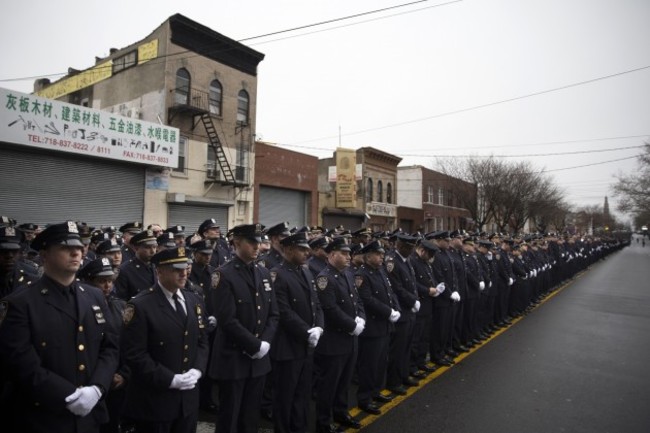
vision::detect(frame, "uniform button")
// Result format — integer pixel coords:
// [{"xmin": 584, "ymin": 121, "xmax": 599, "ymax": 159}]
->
[
  {"xmin": 160, "ymin": 341, "xmax": 164, "ymax": 346},
  {"xmin": 257, "ymin": 306, "xmax": 261, "ymax": 310},
  {"xmin": 184, "ymin": 331, "xmax": 189, "ymax": 336},
  {"xmin": 78, "ymin": 364, "xmax": 86, "ymax": 371},
  {"xmin": 257, "ymin": 320, "xmax": 261, "ymax": 324},
  {"xmin": 78, "ymin": 326, "xmax": 84, "ymax": 332},
  {"xmin": 78, "ymin": 344, "xmax": 85, "ymax": 351},
  {"xmin": 255, "ymin": 333, "xmax": 259, "ymax": 338},
  {"xmin": 184, "ymin": 345, "xmax": 189, "ymax": 350},
  {"xmin": 41, "ymin": 341, "xmax": 46, "ymax": 347},
  {"xmin": 34, "ymin": 402, "xmax": 40, "ymax": 407},
  {"xmin": 183, "ymin": 358, "xmax": 188, "ymax": 363}
]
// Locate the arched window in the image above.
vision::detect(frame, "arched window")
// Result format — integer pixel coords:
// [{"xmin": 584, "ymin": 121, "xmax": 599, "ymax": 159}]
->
[
  {"xmin": 387, "ymin": 182, "xmax": 393, "ymax": 204},
  {"xmin": 377, "ymin": 180, "xmax": 383, "ymax": 202},
  {"xmin": 209, "ymin": 80, "xmax": 222, "ymax": 116},
  {"xmin": 366, "ymin": 178, "xmax": 373, "ymax": 203},
  {"xmin": 174, "ymin": 68, "xmax": 190, "ymax": 105},
  {"xmin": 237, "ymin": 90, "xmax": 249, "ymax": 124}
]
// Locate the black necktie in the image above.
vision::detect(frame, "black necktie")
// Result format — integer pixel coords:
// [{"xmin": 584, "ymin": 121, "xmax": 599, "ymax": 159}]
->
[{"xmin": 172, "ymin": 293, "xmax": 186, "ymax": 322}]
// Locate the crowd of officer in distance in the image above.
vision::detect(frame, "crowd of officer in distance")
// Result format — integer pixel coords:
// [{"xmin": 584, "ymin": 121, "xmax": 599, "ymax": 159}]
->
[{"xmin": 0, "ymin": 215, "xmax": 628, "ymax": 433}]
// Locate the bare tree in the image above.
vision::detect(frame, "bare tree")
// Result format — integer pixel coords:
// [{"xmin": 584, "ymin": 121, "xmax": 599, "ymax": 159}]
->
[{"xmin": 612, "ymin": 142, "xmax": 650, "ymax": 227}]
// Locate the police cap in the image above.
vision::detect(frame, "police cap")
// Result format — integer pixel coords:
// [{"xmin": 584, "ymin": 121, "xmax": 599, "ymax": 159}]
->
[
  {"xmin": 130, "ymin": 230, "xmax": 158, "ymax": 247},
  {"xmin": 164, "ymin": 225, "xmax": 186, "ymax": 237},
  {"xmin": 198, "ymin": 219, "xmax": 220, "ymax": 235},
  {"xmin": 308, "ymin": 236, "xmax": 329, "ymax": 250},
  {"xmin": 419, "ymin": 239, "xmax": 440, "ymax": 253},
  {"xmin": 157, "ymin": 232, "xmax": 177, "ymax": 248},
  {"xmin": 231, "ymin": 223, "xmax": 264, "ymax": 243},
  {"xmin": 96, "ymin": 238, "xmax": 122, "ymax": 254},
  {"xmin": 324, "ymin": 236, "xmax": 351, "ymax": 253},
  {"xmin": 78, "ymin": 257, "xmax": 115, "ymax": 280},
  {"xmin": 280, "ymin": 232, "xmax": 311, "ymax": 249},
  {"xmin": 265, "ymin": 222, "xmax": 291, "ymax": 238},
  {"xmin": 191, "ymin": 239, "xmax": 214, "ymax": 254},
  {"xmin": 151, "ymin": 247, "xmax": 191, "ymax": 269},
  {"xmin": 0, "ymin": 226, "xmax": 21, "ymax": 250},
  {"xmin": 395, "ymin": 233, "xmax": 418, "ymax": 245},
  {"xmin": 31, "ymin": 221, "xmax": 84, "ymax": 250},
  {"xmin": 360, "ymin": 240, "xmax": 385, "ymax": 254},
  {"xmin": 119, "ymin": 221, "xmax": 142, "ymax": 234}
]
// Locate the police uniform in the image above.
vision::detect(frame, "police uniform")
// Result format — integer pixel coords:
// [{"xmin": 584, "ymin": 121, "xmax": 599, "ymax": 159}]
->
[
  {"xmin": 207, "ymin": 224, "xmax": 279, "ymax": 433},
  {"xmin": 0, "ymin": 226, "xmax": 39, "ymax": 298},
  {"xmin": 0, "ymin": 222, "xmax": 119, "ymax": 433},
  {"xmin": 118, "ymin": 222, "xmax": 142, "ymax": 264},
  {"xmin": 314, "ymin": 237, "xmax": 365, "ymax": 432},
  {"xmin": 384, "ymin": 234, "xmax": 419, "ymax": 392},
  {"xmin": 258, "ymin": 222, "xmax": 291, "ymax": 270},
  {"xmin": 188, "ymin": 240, "xmax": 216, "ymax": 297},
  {"xmin": 121, "ymin": 247, "xmax": 209, "ymax": 432},
  {"xmin": 114, "ymin": 230, "xmax": 157, "ymax": 301},
  {"xmin": 355, "ymin": 241, "xmax": 399, "ymax": 413},
  {"xmin": 307, "ymin": 236, "xmax": 329, "ymax": 277},
  {"xmin": 269, "ymin": 232, "xmax": 324, "ymax": 433},
  {"xmin": 461, "ymin": 238, "xmax": 484, "ymax": 347},
  {"xmin": 197, "ymin": 219, "xmax": 233, "ymax": 268},
  {"xmin": 428, "ymin": 231, "xmax": 457, "ymax": 365}
]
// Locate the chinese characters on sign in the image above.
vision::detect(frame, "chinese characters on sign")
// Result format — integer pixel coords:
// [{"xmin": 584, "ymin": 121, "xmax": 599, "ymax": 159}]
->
[
  {"xmin": 1, "ymin": 87, "xmax": 179, "ymax": 168},
  {"xmin": 335, "ymin": 147, "xmax": 357, "ymax": 208}
]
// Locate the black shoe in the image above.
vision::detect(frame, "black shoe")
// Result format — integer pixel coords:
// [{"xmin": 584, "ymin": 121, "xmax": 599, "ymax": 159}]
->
[
  {"xmin": 464, "ymin": 340, "xmax": 475, "ymax": 348},
  {"xmin": 334, "ymin": 413, "xmax": 361, "ymax": 429},
  {"xmin": 454, "ymin": 344, "xmax": 470, "ymax": 353},
  {"xmin": 388, "ymin": 385, "xmax": 408, "ymax": 395},
  {"xmin": 412, "ymin": 370, "xmax": 426, "ymax": 378},
  {"xmin": 433, "ymin": 357, "xmax": 453, "ymax": 367},
  {"xmin": 316, "ymin": 424, "xmax": 344, "ymax": 433},
  {"xmin": 200, "ymin": 402, "xmax": 218, "ymax": 412},
  {"xmin": 359, "ymin": 402, "xmax": 382, "ymax": 415},
  {"xmin": 373, "ymin": 394, "xmax": 394, "ymax": 403},
  {"xmin": 418, "ymin": 364, "xmax": 437, "ymax": 373},
  {"xmin": 471, "ymin": 338, "xmax": 482, "ymax": 346},
  {"xmin": 403, "ymin": 376, "xmax": 420, "ymax": 387},
  {"xmin": 445, "ymin": 349, "xmax": 459, "ymax": 358}
]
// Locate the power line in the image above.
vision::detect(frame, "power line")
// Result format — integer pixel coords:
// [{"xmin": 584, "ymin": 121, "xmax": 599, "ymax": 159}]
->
[
  {"xmin": 287, "ymin": 64, "xmax": 650, "ymax": 145},
  {"xmin": 425, "ymin": 145, "xmax": 644, "ymax": 158},
  {"xmin": 541, "ymin": 155, "xmax": 639, "ymax": 173},
  {"xmin": 0, "ymin": 0, "xmax": 453, "ymax": 84}
]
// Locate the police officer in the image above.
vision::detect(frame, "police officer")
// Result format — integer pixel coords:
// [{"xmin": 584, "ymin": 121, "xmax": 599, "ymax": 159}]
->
[
  {"xmin": 0, "ymin": 221, "xmax": 119, "ymax": 433},
  {"xmin": 95, "ymin": 237, "xmax": 123, "ymax": 275},
  {"xmin": 269, "ymin": 232, "xmax": 324, "ymax": 433},
  {"xmin": 258, "ymin": 222, "xmax": 291, "ymax": 269},
  {"xmin": 118, "ymin": 222, "xmax": 143, "ymax": 263},
  {"xmin": 0, "ymin": 225, "xmax": 39, "ymax": 298},
  {"xmin": 114, "ymin": 229, "xmax": 157, "ymax": 300},
  {"xmin": 384, "ymin": 233, "xmax": 420, "ymax": 395},
  {"xmin": 314, "ymin": 236, "xmax": 365, "ymax": 433},
  {"xmin": 77, "ymin": 258, "xmax": 130, "ymax": 433},
  {"xmin": 157, "ymin": 231, "xmax": 178, "ymax": 252},
  {"xmin": 207, "ymin": 224, "xmax": 279, "ymax": 433},
  {"xmin": 188, "ymin": 239, "xmax": 215, "ymax": 295},
  {"xmin": 307, "ymin": 236, "xmax": 329, "ymax": 276},
  {"xmin": 121, "ymin": 246, "xmax": 209, "ymax": 433},
  {"xmin": 355, "ymin": 240, "xmax": 400, "ymax": 416},
  {"xmin": 198, "ymin": 219, "xmax": 232, "ymax": 268},
  {"xmin": 163, "ymin": 225, "xmax": 187, "ymax": 247}
]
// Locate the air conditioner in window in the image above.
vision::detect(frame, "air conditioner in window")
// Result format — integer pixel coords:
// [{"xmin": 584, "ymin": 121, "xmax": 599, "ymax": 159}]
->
[{"xmin": 206, "ymin": 164, "xmax": 219, "ymax": 179}]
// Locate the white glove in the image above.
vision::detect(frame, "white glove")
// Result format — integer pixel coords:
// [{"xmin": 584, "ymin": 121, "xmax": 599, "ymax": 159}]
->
[
  {"xmin": 479, "ymin": 281, "xmax": 485, "ymax": 291},
  {"xmin": 451, "ymin": 291, "xmax": 460, "ymax": 302},
  {"xmin": 508, "ymin": 277, "xmax": 514, "ymax": 286},
  {"xmin": 486, "ymin": 252, "xmax": 493, "ymax": 261},
  {"xmin": 528, "ymin": 271, "xmax": 534, "ymax": 278},
  {"xmin": 354, "ymin": 316, "xmax": 366, "ymax": 328},
  {"xmin": 411, "ymin": 300, "xmax": 421, "ymax": 313},
  {"xmin": 489, "ymin": 281, "xmax": 493, "ymax": 288},
  {"xmin": 351, "ymin": 321, "xmax": 365, "ymax": 336},
  {"xmin": 251, "ymin": 341, "xmax": 271, "ymax": 359},
  {"xmin": 208, "ymin": 316, "xmax": 217, "ymax": 327},
  {"xmin": 436, "ymin": 282, "xmax": 446, "ymax": 294},
  {"xmin": 65, "ymin": 386, "xmax": 102, "ymax": 417},
  {"xmin": 185, "ymin": 368, "xmax": 202, "ymax": 382},
  {"xmin": 170, "ymin": 373, "xmax": 197, "ymax": 390},
  {"xmin": 307, "ymin": 327, "xmax": 323, "ymax": 348},
  {"xmin": 533, "ymin": 269, "xmax": 537, "ymax": 277},
  {"xmin": 389, "ymin": 309, "xmax": 401, "ymax": 323}
]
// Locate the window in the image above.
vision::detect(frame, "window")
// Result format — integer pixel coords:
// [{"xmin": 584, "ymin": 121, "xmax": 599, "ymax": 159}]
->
[
  {"xmin": 387, "ymin": 182, "xmax": 393, "ymax": 204},
  {"xmin": 427, "ymin": 186, "xmax": 434, "ymax": 203},
  {"xmin": 366, "ymin": 178, "xmax": 373, "ymax": 202},
  {"xmin": 438, "ymin": 187, "xmax": 444, "ymax": 205},
  {"xmin": 173, "ymin": 136, "xmax": 188, "ymax": 174},
  {"xmin": 237, "ymin": 90, "xmax": 249, "ymax": 124},
  {"xmin": 236, "ymin": 137, "xmax": 249, "ymax": 183},
  {"xmin": 209, "ymin": 80, "xmax": 222, "ymax": 116},
  {"xmin": 112, "ymin": 50, "xmax": 137, "ymax": 74},
  {"xmin": 448, "ymin": 190, "xmax": 453, "ymax": 207},
  {"xmin": 377, "ymin": 180, "xmax": 383, "ymax": 202},
  {"xmin": 174, "ymin": 69, "xmax": 190, "ymax": 105}
]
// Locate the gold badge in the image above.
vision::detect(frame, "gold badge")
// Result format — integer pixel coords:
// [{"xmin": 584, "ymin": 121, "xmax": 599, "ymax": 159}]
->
[
  {"xmin": 354, "ymin": 275, "xmax": 363, "ymax": 288},
  {"xmin": 123, "ymin": 304, "xmax": 135, "ymax": 325},
  {"xmin": 196, "ymin": 304, "xmax": 205, "ymax": 328},
  {"xmin": 316, "ymin": 276, "xmax": 328, "ymax": 290},
  {"xmin": 270, "ymin": 271, "xmax": 277, "ymax": 283},
  {"xmin": 211, "ymin": 272, "xmax": 221, "ymax": 289},
  {"xmin": 386, "ymin": 261, "xmax": 395, "ymax": 273}
]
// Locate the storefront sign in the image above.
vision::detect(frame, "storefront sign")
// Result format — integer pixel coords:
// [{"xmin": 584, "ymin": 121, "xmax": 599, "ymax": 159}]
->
[
  {"xmin": 1, "ymin": 87, "xmax": 179, "ymax": 168},
  {"xmin": 366, "ymin": 202, "xmax": 397, "ymax": 217},
  {"xmin": 328, "ymin": 164, "xmax": 362, "ymax": 182},
  {"xmin": 335, "ymin": 147, "xmax": 357, "ymax": 208}
]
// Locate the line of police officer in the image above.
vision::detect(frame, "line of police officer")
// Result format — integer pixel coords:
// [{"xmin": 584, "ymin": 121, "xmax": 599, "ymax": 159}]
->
[{"xmin": 0, "ymin": 216, "xmax": 628, "ymax": 433}]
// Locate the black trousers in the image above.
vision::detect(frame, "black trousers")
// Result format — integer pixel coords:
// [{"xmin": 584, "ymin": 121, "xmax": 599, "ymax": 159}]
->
[
  {"xmin": 411, "ymin": 313, "xmax": 432, "ymax": 371},
  {"xmin": 387, "ymin": 314, "xmax": 415, "ymax": 388},
  {"xmin": 314, "ymin": 348, "xmax": 356, "ymax": 427},
  {"xmin": 133, "ymin": 413, "xmax": 198, "ymax": 433},
  {"xmin": 215, "ymin": 376, "xmax": 265, "ymax": 433},
  {"xmin": 357, "ymin": 335, "xmax": 389, "ymax": 405},
  {"xmin": 430, "ymin": 305, "xmax": 453, "ymax": 360},
  {"xmin": 272, "ymin": 357, "xmax": 313, "ymax": 433}
]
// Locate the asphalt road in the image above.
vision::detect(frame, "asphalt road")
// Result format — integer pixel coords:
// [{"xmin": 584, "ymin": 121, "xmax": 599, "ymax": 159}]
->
[{"xmin": 360, "ymin": 238, "xmax": 650, "ymax": 433}]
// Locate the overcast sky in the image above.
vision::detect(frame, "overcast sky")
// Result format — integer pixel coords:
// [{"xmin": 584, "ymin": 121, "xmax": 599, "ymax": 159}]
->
[{"xmin": 2, "ymin": 0, "xmax": 649, "ymax": 221}]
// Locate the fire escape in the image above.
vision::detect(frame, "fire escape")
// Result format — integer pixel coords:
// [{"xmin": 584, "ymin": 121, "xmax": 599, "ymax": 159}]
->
[{"xmin": 168, "ymin": 87, "xmax": 244, "ymax": 186}]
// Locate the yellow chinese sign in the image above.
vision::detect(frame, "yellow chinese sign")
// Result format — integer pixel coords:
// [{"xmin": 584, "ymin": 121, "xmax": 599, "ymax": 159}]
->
[
  {"xmin": 138, "ymin": 40, "xmax": 158, "ymax": 64},
  {"xmin": 36, "ymin": 62, "xmax": 112, "ymax": 100},
  {"xmin": 335, "ymin": 147, "xmax": 357, "ymax": 208}
]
